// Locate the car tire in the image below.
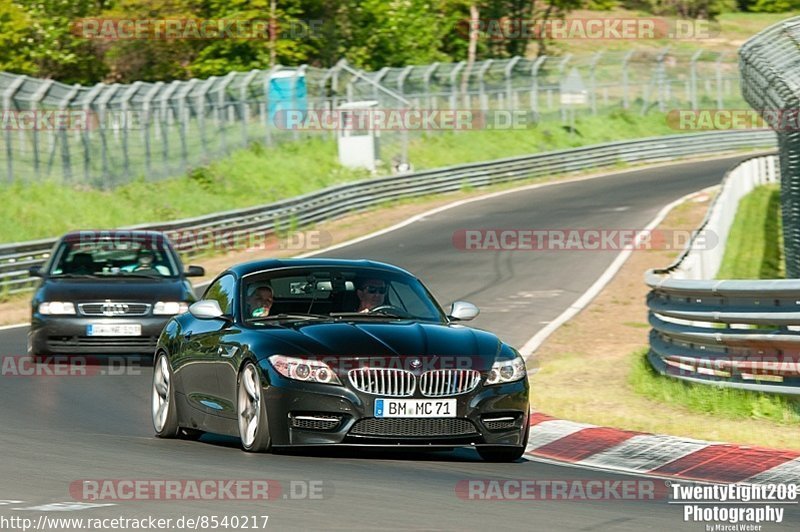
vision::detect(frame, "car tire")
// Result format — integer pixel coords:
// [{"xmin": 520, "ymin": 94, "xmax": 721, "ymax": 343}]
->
[
  {"xmin": 237, "ymin": 361, "xmax": 271, "ymax": 453},
  {"xmin": 152, "ymin": 353, "xmax": 179, "ymax": 438}
]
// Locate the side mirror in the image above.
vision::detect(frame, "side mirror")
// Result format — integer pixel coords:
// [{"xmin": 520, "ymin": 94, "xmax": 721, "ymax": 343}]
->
[
  {"xmin": 29, "ymin": 266, "xmax": 43, "ymax": 277},
  {"xmin": 185, "ymin": 265, "xmax": 205, "ymax": 277},
  {"xmin": 448, "ymin": 301, "xmax": 479, "ymax": 321},
  {"xmin": 189, "ymin": 300, "xmax": 228, "ymax": 321}
]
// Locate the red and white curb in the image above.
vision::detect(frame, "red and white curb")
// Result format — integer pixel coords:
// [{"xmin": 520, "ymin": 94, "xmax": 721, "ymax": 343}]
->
[{"xmin": 525, "ymin": 413, "xmax": 800, "ymax": 485}]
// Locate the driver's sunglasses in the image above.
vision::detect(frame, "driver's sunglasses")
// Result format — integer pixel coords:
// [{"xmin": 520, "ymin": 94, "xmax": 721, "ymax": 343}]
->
[{"xmin": 362, "ymin": 285, "xmax": 387, "ymax": 294}]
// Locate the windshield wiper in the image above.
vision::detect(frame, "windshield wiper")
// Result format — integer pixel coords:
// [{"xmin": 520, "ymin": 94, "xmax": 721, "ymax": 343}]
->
[
  {"xmin": 329, "ymin": 311, "xmax": 408, "ymax": 319},
  {"xmin": 50, "ymin": 273, "xmax": 98, "ymax": 279},
  {"xmin": 249, "ymin": 313, "xmax": 334, "ymax": 322}
]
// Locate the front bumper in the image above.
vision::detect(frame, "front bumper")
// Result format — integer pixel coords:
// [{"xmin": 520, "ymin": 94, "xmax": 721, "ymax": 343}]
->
[
  {"xmin": 259, "ymin": 364, "xmax": 529, "ymax": 448},
  {"xmin": 29, "ymin": 314, "xmax": 171, "ymax": 355}
]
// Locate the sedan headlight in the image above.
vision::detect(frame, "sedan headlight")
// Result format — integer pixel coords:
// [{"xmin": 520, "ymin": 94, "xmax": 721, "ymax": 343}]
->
[
  {"xmin": 485, "ymin": 354, "xmax": 526, "ymax": 385},
  {"xmin": 38, "ymin": 302, "xmax": 76, "ymax": 315},
  {"xmin": 268, "ymin": 355, "xmax": 341, "ymax": 385},
  {"xmin": 153, "ymin": 301, "xmax": 190, "ymax": 315}
]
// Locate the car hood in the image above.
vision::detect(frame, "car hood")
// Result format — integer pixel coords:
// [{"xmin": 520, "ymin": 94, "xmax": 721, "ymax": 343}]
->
[
  {"xmin": 38, "ymin": 277, "xmax": 190, "ymax": 303},
  {"xmin": 250, "ymin": 321, "xmax": 505, "ymax": 370}
]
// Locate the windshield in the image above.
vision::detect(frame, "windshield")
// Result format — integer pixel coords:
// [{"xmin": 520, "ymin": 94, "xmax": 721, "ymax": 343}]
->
[
  {"xmin": 241, "ymin": 267, "xmax": 447, "ymax": 324},
  {"xmin": 48, "ymin": 237, "xmax": 180, "ymax": 278}
]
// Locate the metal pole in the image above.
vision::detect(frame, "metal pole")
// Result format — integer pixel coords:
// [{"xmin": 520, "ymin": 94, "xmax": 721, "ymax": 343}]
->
[
  {"xmin": 2, "ymin": 75, "xmax": 27, "ymax": 183},
  {"xmin": 690, "ymin": 50, "xmax": 702, "ymax": 110},
  {"xmin": 176, "ymin": 79, "xmax": 197, "ymax": 172},
  {"xmin": 29, "ymin": 80, "xmax": 54, "ymax": 177},
  {"xmin": 216, "ymin": 72, "xmax": 237, "ymax": 155},
  {"xmin": 589, "ymin": 52, "xmax": 603, "ymax": 115},
  {"xmin": 95, "ymin": 84, "xmax": 120, "ymax": 187},
  {"xmin": 478, "ymin": 60, "xmax": 493, "ymax": 110},
  {"xmin": 715, "ymin": 52, "xmax": 727, "ymax": 110},
  {"xmin": 556, "ymin": 54, "xmax": 572, "ymax": 122},
  {"xmin": 423, "ymin": 62, "xmax": 439, "ymax": 109},
  {"xmin": 79, "ymin": 82, "xmax": 106, "ymax": 184},
  {"xmin": 141, "ymin": 82, "xmax": 163, "ymax": 179},
  {"xmin": 530, "ymin": 56, "xmax": 546, "ymax": 117},
  {"xmin": 239, "ymin": 69, "xmax": 260, "ymax": 148},
  {"xmin": 56, "ymin": 84, "xmax": 81, "ymax": 183},
  {"xmin": 448, "ymin": 62, "xmax": 465, "ymax": 111},
  {"xmin": 119, "ymin": 82, "xmax": 142, "ymax": 179},
  {"xmin": 195, "ymin": 77, "xmax": 217, "ymax": 157},
  {"xmin": 504, "ymin": 56, "xmax": 521, "ymax": 111},
  {"xmin": 622, "ymin": 50, "xmax": 634, "ymax": 110}
]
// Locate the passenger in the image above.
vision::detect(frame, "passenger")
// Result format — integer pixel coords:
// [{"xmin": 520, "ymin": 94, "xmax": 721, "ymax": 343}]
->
[{"xmin": 247, "ymin": 285, "xmax": 274, "ymax": 317}]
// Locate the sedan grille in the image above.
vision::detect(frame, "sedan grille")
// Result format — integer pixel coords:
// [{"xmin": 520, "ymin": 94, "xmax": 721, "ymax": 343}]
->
[
  {"xmin": 349, "ymin": 418, "xmax": 478, "ymax": 438},
  {"xmin": 419, "ymin": 369, "xmax": 481, "ymax": 397},
  {"xmin": 78, "ymin": 302, "xmax": 150, "ymax": 317},
  {"xmin": 348, "ymin": 368, "xmax": 415, "ymax": 397}
]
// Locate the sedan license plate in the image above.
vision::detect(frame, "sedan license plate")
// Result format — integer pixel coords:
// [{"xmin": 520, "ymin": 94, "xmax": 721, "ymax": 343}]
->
[
  {"xmin": 374, "ymin": 399, "xmax": 456, "ymax": 418},
  {"xmin": 86, "ymin": 324, "xmax": 141, "ymax": 337}
]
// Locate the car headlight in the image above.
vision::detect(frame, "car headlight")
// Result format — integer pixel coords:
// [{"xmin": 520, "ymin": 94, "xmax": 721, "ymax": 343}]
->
[
  {"xmin": 268, "ymin": 355, "xmax": 341, "ymax": 385},
  {"xmin": 485, "ymin": 354, "xmax": 526, "ymax": 385},
  {"xmin": 153, "ymin": 301, "xmax": 190, "ymax": 315},
  {"xmin": 38, "ymin": 302, "xmax": 76, "ymax": 315}
]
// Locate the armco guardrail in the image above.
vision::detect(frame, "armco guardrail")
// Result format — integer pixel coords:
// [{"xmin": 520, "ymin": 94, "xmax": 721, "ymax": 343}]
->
[
  {"xmin": 0, "ymin": 129, "xmax": 775, "ymax": 296},
  {"xmin": 646, "ymin": 154, "xmax": 800, "ymax": 394}
]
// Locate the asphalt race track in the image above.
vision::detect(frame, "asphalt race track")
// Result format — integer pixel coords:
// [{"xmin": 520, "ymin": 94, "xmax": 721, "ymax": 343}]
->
[{"xmin": 2, "ymin": 155, "xmax": 797, "ymax": 531}]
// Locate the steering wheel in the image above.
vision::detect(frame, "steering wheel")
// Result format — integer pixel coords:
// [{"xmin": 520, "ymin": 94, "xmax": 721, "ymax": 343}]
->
[{"xmin": 368, "ymin": 305, "xmax": 410, "ymax": 317}]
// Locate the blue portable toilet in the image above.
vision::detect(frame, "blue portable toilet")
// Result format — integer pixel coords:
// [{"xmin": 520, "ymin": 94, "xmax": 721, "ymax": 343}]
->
[{"xmin": 267, "ymin": 70, "xmax": 307, "ymax": 128}]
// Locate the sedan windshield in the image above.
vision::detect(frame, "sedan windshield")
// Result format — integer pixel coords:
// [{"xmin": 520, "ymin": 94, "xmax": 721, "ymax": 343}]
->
[
  {"xmin": 241, "ymin": 267, "xmax": 447, "ymax": 324},
  {"xmin": 48, "ymin": 238, "xmax": 180, "ymax": 278}
]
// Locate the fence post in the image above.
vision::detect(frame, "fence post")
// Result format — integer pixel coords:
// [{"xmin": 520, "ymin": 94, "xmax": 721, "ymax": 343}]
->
[
  {"xmin": 448, "ymin": 62, "xmax": 465, "ymax": 111},
  {"xmin": 119, "ymin": 82, "xmax": 142, "ymax": 180},
  {"xmin": 423, "ymin": 62, "xmax": 439, "ymax": 109},
  {"xmin": 158, "ymin": 81, "xmax": 182, "ymax": 177},
  {"xmin": 216, "ymin": 72, "xmax": 237, "ymax": 155},
  {"xmin": 589, "ymin": 51, "xmax": 603, "ymax": 115},
  {"xmin": 95, "ymin": 84, "xmax": 120, "ymax": 187},
  {"xmin": 556, "ymin": 54, "xmax": 572, "ymax": 123},
  {"xmin": 57, "ymin": 84, "xmax": 81, "ymax": 183},
  {"xmin": 239, "ymin": 70, "xmax": 260, "ymax": 149},
  {"xmin": 622, "ymin": 50, "xmax": 634, "ymax": 110},
  {"xmin": 29, "ymin": 80, "xmax": 54, "ymax": 178},
  {"xmin": 478, "ymin": 60, "xmax": 493, "ymax": 110},
  {"xmin": 689, "ymin": 50, "xmax": 703, "ymax": 110},
  {"xmin": 503, "ymin": 56, "xmax": 521, "ymax": 112},
  {"xmin": 176, "ymin": 79, "xmax": 197, "ymax": 172},
  {"xmin": 80, "ymin": 83, "xmax": 106, "ymax": 185},
  {"xmin": 715, "ymin": 52, "xmax": 727, "ymax": 110},
  {"xmin": 141, "ymin": 82, "xmax": 163, "ymax": 179},
  {"xmin": 2, "ymin": 75, "xmax": 26, "ymax": 183},
  {"xmin": 530, "ymin": 56, "xmax": 546, "ymax": 117},
  {"xmin": 195, "ymin": 77, "xmax": 216, "ymax": 158}
]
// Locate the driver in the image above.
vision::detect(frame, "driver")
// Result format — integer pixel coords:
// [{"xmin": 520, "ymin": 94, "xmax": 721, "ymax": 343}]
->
[{"xmin": 356, "ymin": 278, "xmax": 387, "ymax": 313}]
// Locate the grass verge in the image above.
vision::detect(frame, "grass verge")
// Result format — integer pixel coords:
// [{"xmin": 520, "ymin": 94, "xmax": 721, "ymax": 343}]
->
[
  {"xmin": 716, "ymin": 183, "xmax": 784, "ymax": 279},
  {"xmin": 3, "ymin": 110, "xmax": 687, "ymax": 244},
  {"xmin": 629, "ymin": 348, "xmax": 800, "ymax": 425}
]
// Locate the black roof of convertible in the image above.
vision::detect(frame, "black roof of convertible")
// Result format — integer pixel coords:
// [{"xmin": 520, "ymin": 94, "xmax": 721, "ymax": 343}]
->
[{"xmin": 223, "ymin": 258, "xmax": 414, "ymax": 279}]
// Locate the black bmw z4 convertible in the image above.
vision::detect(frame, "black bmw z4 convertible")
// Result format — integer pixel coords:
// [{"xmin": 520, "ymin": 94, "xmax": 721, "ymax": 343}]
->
[{"xmin": 153, "ymin": 258, "xmax": 531, "ymax": 461}]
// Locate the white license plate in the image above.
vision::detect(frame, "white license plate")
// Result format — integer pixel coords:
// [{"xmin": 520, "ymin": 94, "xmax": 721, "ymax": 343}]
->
[
  {"xmin": 374, "ymin": 399, "xmax": 457, "ymax": 418},
  {"xmin": 86, "ymin": 324, "xmax": 142, "ymax": 337}
]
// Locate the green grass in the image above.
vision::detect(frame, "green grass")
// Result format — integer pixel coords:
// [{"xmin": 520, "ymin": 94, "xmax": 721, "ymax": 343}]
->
[
  {"xmin": 629, "ymin": 349, "xmax": 800, "ymax": 425},
  {"xmin": 716, "ymin": 183, "xmax": 784, "ymax": 279},
  {"xmin": 1, "ymin": 109, "xmax": 688, "ymax": 243}
]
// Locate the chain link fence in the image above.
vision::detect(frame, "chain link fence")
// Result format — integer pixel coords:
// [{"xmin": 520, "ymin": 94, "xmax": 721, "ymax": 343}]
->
[
  {"xmin": 1, "ymin": 49, "xmax": 742, "ymax": 188},
  {"xmin": 740, "ymin": 16, "xmax": 800, "ymax": 278}
]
